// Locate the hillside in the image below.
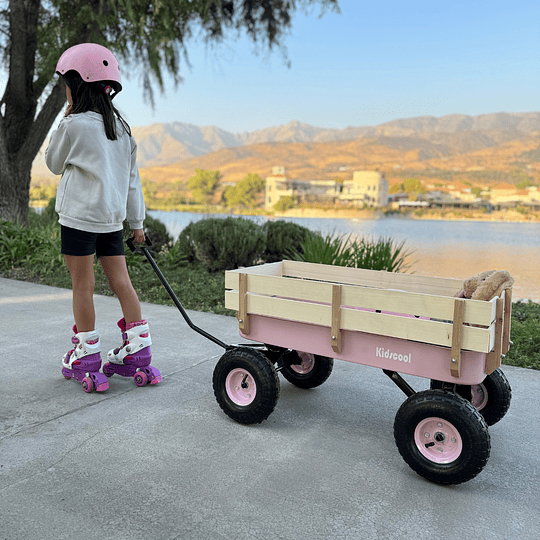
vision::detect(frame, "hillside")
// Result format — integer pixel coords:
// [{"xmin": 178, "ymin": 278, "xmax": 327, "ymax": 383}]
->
[{"xmin": 32, "ymin": 112, "xmax": 540, "ymax": 187}]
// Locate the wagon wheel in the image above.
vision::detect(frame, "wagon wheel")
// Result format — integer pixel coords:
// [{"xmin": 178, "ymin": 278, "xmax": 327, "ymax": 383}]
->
[
  {"xmin": 280, "ymin": 351, "xmax": 334, "ymax": 389},
  {"xmin": 394, "ymin": 390, "xmax": 490, "ymax": 485},
  {"xmin": 430, "ymin": 369, "xmax": 511, "ymax": 426},
  {"xmin": 213, "ymin": 347, "xmax": 280, "ymax": 425}
]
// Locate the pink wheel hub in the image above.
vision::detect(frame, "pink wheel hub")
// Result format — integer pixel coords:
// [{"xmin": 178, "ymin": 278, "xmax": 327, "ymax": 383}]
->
[
  {"xmin": 291, "ymin": 352, "xmax": 315, "ymax": 374},
  {"xmin": 225, "ymin": 368, "xmax": 257, "ymax": 406},
  {"xmin": 414, "ymin": 417, "xmax": 463, "ymax": 464},
  {"xmin": 471, "ymin": 384, "xmax": 488, "ymax": 411}
]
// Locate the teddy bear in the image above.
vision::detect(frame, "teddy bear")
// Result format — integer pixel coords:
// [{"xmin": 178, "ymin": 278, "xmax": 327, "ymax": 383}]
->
[{"xmin": 455, "ymin": 270, "xmax": 514, "ymax": 301}]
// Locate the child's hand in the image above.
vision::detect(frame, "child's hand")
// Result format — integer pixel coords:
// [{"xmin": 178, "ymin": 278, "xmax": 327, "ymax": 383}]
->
[
  {"xmin": 132, "ymin": 229, "xmax": 145, "ymax": 243},
  {"xmin": 64, "ymin": 104, "xmax": 73, "ymax": 116}
]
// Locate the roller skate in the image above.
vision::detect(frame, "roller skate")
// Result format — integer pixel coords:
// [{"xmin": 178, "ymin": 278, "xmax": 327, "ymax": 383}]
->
[
  {"xmin": 102, "ymin": 318, "xmax": 162, "ymax": 386},
  {"xmin": 62, "ymin": 326, "xmax": 109, "ymax": 392}
]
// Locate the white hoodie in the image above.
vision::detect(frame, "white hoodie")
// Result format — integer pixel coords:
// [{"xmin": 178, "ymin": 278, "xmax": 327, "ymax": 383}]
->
[{"xmin": 45, "ymin": 111, "xmax": 145, "ymax": 233}]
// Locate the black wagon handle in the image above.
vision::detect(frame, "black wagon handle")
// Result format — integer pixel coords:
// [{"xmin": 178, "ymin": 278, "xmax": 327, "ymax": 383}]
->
[
  {"xmin": 127, "ymin": 234, "xmax": 152, "ymax": 252},
  {"xmin": 125, "ymin": 235, "xmax": 228, "ymax": 350}
]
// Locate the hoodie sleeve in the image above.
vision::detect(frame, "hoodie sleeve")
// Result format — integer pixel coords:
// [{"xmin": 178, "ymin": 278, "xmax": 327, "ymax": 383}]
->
[
  {"xmin": 125, "ymin": 136, "xmax": 146, "ymax": 230},
  {"xmin": 45, "ymin": 118, "xmax": 71, "ymax": 175}
]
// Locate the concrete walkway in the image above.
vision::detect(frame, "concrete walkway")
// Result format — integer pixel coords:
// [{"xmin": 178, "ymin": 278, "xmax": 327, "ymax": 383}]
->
[{"xmin": 1, "ymin": 276, "xmax": 539, "ymax": 540}]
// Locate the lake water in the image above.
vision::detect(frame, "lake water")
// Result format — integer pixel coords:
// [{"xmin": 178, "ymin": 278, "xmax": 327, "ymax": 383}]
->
[{"xmin": 148, "ymin": 210, "xmax": 540, "ymax": 301}]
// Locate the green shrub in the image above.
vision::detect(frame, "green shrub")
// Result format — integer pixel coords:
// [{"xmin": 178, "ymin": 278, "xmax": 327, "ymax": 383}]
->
[
  {"xmin": 350, "ymin": 237, "xmax": 413, "ymax": 273},
  {"xmin": 174, "ymin": 221, "xmax": 198, "ymax": 264},
  {"xmin": 290, "ymin": 231, "xmax": 413, "ymax": 272},
  {"xmin": 503, "ymin": 301, "xmax": 540, "ymax": 370},
  {"xmin": 143, "ymin": 214, "xmax": 172, "ymax": 253},
  {"xmin": 291, "ymin": 231, "xmax": 353, "ymax": 266},
  {"xmin": 176, "ymin": 217, "xmax": 265, "ymax": 272},
  {"xmin": 262, "ymin": 220, "xmax": 313, "ymax": 263},
  {"xmin": 0, "ymin": 219, "xmax": 63, "ymax": 276}
]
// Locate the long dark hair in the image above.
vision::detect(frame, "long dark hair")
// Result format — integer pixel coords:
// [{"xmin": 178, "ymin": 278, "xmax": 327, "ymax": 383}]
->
[{"xmin": 62, "ymin": 70, "xmax": 131, "ymax": 140}]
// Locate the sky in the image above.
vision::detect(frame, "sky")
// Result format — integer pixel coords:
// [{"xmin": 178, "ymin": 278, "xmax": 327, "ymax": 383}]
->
[
  {"xmin": 114, "ymin": 0, "xmax": 540, "ymax": 133},
  {"xmin": 1, "ymin": 0, "xmax": 538, "ymax": 134}
]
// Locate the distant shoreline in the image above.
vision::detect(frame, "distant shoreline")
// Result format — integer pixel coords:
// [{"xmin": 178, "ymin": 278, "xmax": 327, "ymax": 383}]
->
[
  {"xmin": 272, "ymin": 207, "xmax": 540, "ymax": 224},
  {"xmin": 30, "ymin": 203, "xmax": 540, "ymax": 224}
]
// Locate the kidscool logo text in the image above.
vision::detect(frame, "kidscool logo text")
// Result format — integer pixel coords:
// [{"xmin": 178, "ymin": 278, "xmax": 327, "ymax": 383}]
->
[{"xmin": 375, "ymin": 348, "xmax": 412, "ymax": 363}]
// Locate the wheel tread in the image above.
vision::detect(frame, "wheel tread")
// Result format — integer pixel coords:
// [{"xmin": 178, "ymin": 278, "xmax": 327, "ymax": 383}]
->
[{"xmin": 213, "ymin": 347, "xmax": 280, "ymax": 425}]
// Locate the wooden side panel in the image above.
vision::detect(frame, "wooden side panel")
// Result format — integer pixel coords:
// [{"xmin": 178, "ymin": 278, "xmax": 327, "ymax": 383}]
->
[
  {"xmin": 225, "ymin": 291, "xmax": 492, "ymax": 352},
  {"xmin": 225, "ymin": 272, "xmax": 494, "ymax": 326}
]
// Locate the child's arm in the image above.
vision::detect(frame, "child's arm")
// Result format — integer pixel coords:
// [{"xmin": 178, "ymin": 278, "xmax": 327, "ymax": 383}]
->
[
  {"xmin": 45, "ymin": 119, "xmax": 71, "ymax": 175},
  {"xmin": 126, "ymin": 135, "xmax": 146, "ymax": 232}
]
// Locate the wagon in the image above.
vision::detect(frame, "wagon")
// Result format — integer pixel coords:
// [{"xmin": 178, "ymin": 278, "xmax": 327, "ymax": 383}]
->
[{"xmin": 213, "ymin": 260, "xmax": 513, "ymax": 485}]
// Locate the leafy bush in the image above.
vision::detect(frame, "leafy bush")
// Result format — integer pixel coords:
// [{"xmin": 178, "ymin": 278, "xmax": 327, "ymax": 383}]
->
[
  {"xmin": 291, "ymin": 231, "xmax": 353, "ymax": 266},
  {"xmin": 176, "ymin": 217, "xmax": 265, "ymax": 272},
  {"xmin": 143, "ymin": 214, "xmax": 172, "ymax": 253},
  {"xmin": 262, "ymin": 220, "xmax": 313, "ymax": 263},
  {"xmin": 290, "ymin": 231, "xmax": 413, "ymax": 272},
  {"xmin": 504, "ymin": 301, "xmax": 540, "ymax": 370},
  {"xmin": 0, "ymin": 219, "xmax": 64, "ymax": 276},
  {"xmin": 350, "ymin": 237, "xmax": 413, "ymax": 273}
]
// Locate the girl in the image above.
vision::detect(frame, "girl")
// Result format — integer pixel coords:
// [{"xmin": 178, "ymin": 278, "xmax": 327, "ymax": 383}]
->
[{"xmin": 46, "ymin": 43, "xmax": 161, "ymax": 392}]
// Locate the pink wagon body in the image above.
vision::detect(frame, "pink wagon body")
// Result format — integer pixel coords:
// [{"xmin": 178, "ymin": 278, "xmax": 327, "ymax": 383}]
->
[
  {"xmin": 240, "ymin": 316, "xmax": 488, "ymax": 385},
  {"xmin": 225, "ymin": 261, "xmax": 512, "ymax": 386}
]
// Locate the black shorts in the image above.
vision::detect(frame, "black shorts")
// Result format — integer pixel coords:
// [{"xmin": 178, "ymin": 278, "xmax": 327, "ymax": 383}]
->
[{"xmin": 61, "ymin": 226, "xmax": 125, "ymax": 257}]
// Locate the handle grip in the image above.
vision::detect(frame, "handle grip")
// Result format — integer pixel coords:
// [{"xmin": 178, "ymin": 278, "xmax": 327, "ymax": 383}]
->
[{"xmin": 127, "ymin": 235, "xmax": 152, "ymax": 252}]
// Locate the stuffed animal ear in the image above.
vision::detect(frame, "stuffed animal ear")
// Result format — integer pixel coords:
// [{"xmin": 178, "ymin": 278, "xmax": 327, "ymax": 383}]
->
[
  {"xmin": 471, "ymin": 271, "xmax": 514, "ymax": 301},
  {"xmin": 462, "ymin": 271, "xmax": 491, "ymax": 299}
]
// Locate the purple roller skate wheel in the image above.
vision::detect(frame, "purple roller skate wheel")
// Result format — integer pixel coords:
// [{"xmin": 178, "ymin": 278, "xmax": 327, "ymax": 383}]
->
[
  {"xmin": 134, "ymin": 371, "xmax": 148, "ymax": 387},
  {"xmin": 81, "ymin": 376, "xmax": 95, "ymax": 393}
]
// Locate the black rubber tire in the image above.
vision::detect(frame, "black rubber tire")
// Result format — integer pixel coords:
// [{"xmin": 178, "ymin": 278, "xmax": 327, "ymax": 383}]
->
[
  {"xmin": 213, "ymin": 347, "xmax": 280, "ymax": 425},
  {"xmin": 430, "ymin": 369, "xmax": 511, "ymax": 426},
  {"xmin": 394, "ymin": 390, "xmax": 491, "ymax": 485},
  {"xmin": 280, "ymin": 352, "xmax": 334, "ymax": 389}
]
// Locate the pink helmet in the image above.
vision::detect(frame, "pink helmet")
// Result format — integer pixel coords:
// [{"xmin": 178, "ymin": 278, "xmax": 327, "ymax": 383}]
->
[{"xmin": 56, "ymin": 43, "xmax": 122, "ymax": 93}]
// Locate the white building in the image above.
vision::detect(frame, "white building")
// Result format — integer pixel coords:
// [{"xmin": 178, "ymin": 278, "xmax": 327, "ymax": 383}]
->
[
  {"xmin": 337, "ymin": 171, "xmax": 389, "ymax": 207},
  {"xmin": 265, "ymin": 167, "xmax": 389, "ymax": 210}
]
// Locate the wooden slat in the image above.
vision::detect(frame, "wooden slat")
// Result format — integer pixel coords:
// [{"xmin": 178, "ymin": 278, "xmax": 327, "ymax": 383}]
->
[
  {"xmin": 450, "ymin": 299, "xmax": 465, "ymax": 378},
  {"xmin": 502, "ymin": 289, "xmax": 512, "ymax": 354},
  {"xmin": 486, "ymin": 297, "xmax": 504, "ymax": 374},
  {"xmin": 225, "ymin": 291, "xmax": 493, "ymax": 352},
  {"xmin": 281, "ymin": 260, "xmax": 463, "ymax": 296},
  {"xmin": 225, "ymin": 262, "xmax": 283, "ymax": 289},
  {"xmin": 237, "ymin": 273, "xmax": 250, "ymax": 335},
  {"xmin": 331, "ymin": 285, "xmax": 342, "ymax": 354},
  {"xmin": 225, "ymin": 272, "xmax": 495, "ymax": 327}
]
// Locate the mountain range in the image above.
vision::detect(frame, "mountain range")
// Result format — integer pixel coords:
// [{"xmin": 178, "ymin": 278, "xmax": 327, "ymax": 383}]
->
[{"xmin": 32, "ymin": 112, "xmax": 540, "ymax": 184}]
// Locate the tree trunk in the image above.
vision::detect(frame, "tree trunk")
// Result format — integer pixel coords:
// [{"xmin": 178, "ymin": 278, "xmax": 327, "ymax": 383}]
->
[
  {"xmin": 0, "ymin": 140, "xmax": 33, "ymax": 224},
  {"xmin": 0, "ymin": 80, "xmax": 66, "ymax": 225},
  {"xmin": 0, "ymin": 0, "xmax": 66, "ymax": 225}
]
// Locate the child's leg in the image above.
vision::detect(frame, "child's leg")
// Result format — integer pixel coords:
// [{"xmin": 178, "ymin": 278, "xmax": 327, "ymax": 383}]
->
[
  {"xmin": 100, "ymin": 255, "xmax": 161, "ymax": 385},
  {"xmin": 99, "ymin": 255, "xmax": 141, "ymax": 323},
  {"xmin": 64, "ymin": 254, "xmax": 96, "ymax": 331}
]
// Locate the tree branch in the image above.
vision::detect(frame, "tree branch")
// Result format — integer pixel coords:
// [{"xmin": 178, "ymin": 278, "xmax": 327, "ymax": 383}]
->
[{"xmin": 17, "ymin": 79, "xmax": 65, "ymax": 166}]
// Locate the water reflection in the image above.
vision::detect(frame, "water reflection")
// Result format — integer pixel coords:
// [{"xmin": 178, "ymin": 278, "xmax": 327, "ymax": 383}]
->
[{"xmin": 148, "ymin": 211, "xmax": 540, "ymax": 301}]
